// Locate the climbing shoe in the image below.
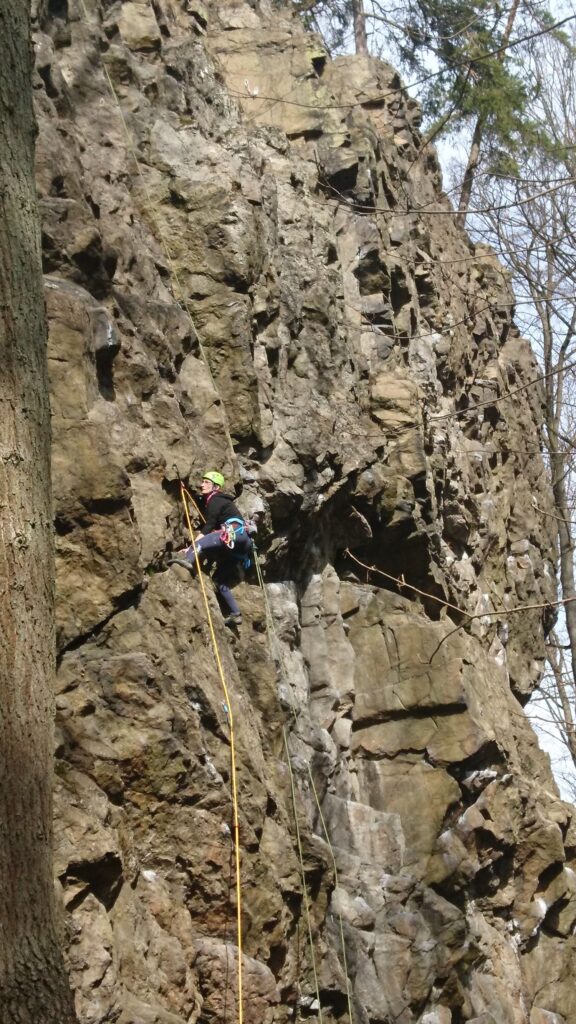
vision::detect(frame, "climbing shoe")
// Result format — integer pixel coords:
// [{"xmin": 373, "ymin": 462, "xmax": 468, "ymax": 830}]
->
[
  {"xmin": 224, "ymin": 612, "xmax": 242, "ymax": 627},
  {"xmin": 167, "ymin": 557, "xmax": 195, "ymax": 571}
]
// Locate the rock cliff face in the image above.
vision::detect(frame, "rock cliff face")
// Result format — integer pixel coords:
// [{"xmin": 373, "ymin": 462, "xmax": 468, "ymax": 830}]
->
[{"xmin": 32, "ymin": 1, "xmax": 576, "ymax": 1022}]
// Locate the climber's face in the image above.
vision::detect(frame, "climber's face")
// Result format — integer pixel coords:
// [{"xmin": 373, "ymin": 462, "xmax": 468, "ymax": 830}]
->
[{"xmin": 201, "ymin": 477, "xmax": 218, "ymax": 495}]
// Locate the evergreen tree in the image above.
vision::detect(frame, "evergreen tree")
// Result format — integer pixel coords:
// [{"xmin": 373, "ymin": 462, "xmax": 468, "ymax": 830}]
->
[{"xmin": 289, "ymin": 0, "xmax": 569, "ymax": 218}]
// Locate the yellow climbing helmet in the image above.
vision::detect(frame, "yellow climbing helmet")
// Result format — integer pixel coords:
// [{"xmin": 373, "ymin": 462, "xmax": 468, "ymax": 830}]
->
[{"xmin": 203, "ymin": 470, "xmax": 225, "ymax": 488}]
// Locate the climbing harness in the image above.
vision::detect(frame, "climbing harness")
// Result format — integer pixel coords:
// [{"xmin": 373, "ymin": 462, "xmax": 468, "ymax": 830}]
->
[
  {"xmin": 216, "ymin": 518, "xmax": 254, "ymax": 570},
  {"xmin": 219, "ymin": 517, "xmax": 245, "ymax": 548}
]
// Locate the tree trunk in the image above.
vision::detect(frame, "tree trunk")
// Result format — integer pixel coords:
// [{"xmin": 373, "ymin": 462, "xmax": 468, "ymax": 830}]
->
[
  {"xmin": 457, "ymin": 0, "xmax": 521, "ymax": 225},
  {"xmin": 352, "ymin": 0, "xmax": 369, "ymax": 56},
  {"xmin": 551, "ymin": 457, "xmax": 576, "ymax": 755},
  {"xmin": 547, "ymin": 640, "xmax": 576, "ymax": 766},
  {"xmin": 0, "ymin": 2, "xmax": 76, "ymax": 1021},
  {"xmin": 457, "ymin": 116, "xmax": 483, "ymax": 226}
]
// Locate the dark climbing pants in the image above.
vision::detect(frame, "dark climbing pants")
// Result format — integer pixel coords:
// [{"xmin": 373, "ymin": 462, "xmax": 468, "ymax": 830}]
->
[{"xmin": 186, "ymin": 530, "xmax": 251, "ymax": 615}]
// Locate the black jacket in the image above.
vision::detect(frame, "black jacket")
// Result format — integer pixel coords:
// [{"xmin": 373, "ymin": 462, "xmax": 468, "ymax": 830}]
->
[{"xmin": 200, "ymin": 491, "xmax": 243, "ymax": 535}]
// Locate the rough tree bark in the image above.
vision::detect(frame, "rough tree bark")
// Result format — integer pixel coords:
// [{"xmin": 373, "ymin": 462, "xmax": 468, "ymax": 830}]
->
[
  {"xmin": 545, "ymin": 322, "xmax": 576, "ymax": 761},
  {"xmin": 0, "ymin": 1, "xmax": 76, "ymax": 1021},
  {"xmin": 352, "ymin": 0, "xmax": 369, "ymax": 56}
]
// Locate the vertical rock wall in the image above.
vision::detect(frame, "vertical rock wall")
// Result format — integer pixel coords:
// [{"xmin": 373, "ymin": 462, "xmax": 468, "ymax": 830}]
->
[{"xmin": 32, "ymin": 1, "xmax": 576, "ymax": 1021}]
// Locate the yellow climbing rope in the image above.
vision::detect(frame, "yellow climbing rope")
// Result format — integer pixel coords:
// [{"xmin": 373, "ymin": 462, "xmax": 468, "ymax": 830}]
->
[
  {"xmin": 179, "ymin": 484, "xmax": 244, "ymax": 1024},
  {"xmin": 180, "ymin": 481, "xmax": 205, "ymax": 526}
]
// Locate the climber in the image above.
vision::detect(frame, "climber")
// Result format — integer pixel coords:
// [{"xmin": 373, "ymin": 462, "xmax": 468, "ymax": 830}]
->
[{"xmin": 174, "ymin": 471, "xmax": 253, "ymax": 627}]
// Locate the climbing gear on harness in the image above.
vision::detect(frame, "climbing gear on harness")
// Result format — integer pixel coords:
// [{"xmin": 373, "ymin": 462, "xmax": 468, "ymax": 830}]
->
[
  {"xmin": 203, "ymin": 470, "xmax": 225, "ymax": 488},
  {"xmin": 219, "ymin": 517, "xmax": 245, "ymax": 548},
  {"xmin": 218, "ymin": 518, "xmax": 253, "ymax": 569}
]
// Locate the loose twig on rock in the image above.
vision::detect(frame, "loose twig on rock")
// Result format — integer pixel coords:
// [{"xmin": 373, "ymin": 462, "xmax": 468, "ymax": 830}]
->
[{"xmin": 344, "ymin": 548, "xmax": 576, "ymax": 661}]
